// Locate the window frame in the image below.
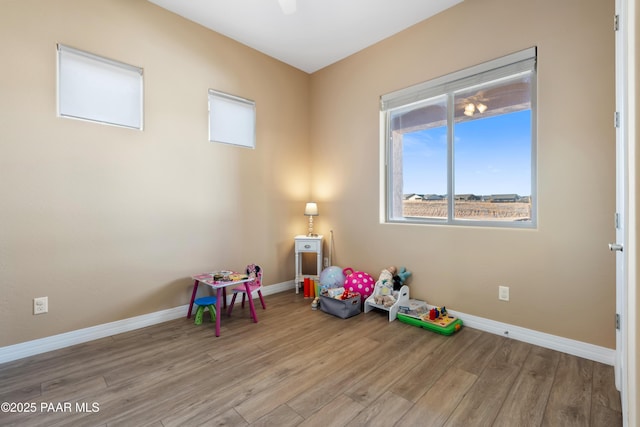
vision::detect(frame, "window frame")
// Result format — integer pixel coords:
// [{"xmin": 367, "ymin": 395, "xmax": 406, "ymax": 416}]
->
[{"xmin": 380, "ymin": 47, "xmax": 537, "ymax": 229}]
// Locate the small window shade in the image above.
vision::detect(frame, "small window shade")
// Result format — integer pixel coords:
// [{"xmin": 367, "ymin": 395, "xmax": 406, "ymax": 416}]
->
[
  {"xmin": 208, "ymin": 89, "xmax": 256, "ymax": 149},
  {"xmin": 381, "ymin": 47, "xmax": 536, "ymax": 111},
  {"xmin": 57, "ymin": 44, "xmax": 143, "ymax": 129}
]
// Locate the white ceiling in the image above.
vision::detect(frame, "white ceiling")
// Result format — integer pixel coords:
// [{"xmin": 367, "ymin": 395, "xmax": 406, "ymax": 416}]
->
[{"xmin": 147, "ymin": 0, "xmax": 463, "ymax": 74}]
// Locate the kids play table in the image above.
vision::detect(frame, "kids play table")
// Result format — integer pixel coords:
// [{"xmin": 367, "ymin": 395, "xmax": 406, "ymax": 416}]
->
[{"xmin": 188, "ymin": 271, "xmax": 257, "ymax": 337}]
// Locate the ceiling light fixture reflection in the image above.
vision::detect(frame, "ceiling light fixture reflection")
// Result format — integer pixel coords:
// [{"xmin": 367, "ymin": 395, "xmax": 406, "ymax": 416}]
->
[
  {"xmin": 463, "ymin": 101, "xmax": 488, "ymax": 117},
  {"xmin": 464, "ymin": 103, "xmax": 475, "ymax": 117}
]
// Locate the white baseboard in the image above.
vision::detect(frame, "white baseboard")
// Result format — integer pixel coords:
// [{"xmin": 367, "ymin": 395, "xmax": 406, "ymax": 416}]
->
[
  {"xmin": 0, "ymin": 280, "xmax": 295, "ymax": 365},
  {"xmin": 262, "ymin": 280, "xmax": 296, "ymax": 295},
  {"xmin": 0, "ymin": 280, "xmax": 614, "ymax": 367},
  {"xmin": 0, "ymin": 305, "xmax": 188, "ymax": 365},
  {"xmin": 442, "ymin": 307, "xmax": 616, "ymax": 366}
]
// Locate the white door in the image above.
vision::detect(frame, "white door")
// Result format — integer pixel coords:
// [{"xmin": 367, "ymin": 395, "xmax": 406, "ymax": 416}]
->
[{"xmin": 612, "ymin": 0, "xmax": 627, "ymax": 417}]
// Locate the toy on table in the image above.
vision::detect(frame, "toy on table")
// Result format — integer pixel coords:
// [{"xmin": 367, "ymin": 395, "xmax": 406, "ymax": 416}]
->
[{"xmin": 211, "ymin": 271, "xmax": 248, "ymax": 282}]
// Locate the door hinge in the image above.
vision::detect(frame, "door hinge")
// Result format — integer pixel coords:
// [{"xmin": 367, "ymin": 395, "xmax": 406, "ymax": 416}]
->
[
  {"xmin": 616, "ymin": 313, "xmax": 621, "ymax": 330},
  {"xmin": 615, "ymin": 111, "xmax": 620, "ymax": 128},
  {"xmin": 614, "ymin": 14, "xmax": 619, "ymax": 31}
]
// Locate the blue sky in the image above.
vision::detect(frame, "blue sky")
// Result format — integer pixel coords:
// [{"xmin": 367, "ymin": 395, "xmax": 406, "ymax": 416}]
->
[{"xmin": 402, "ymin": 110, "xmax": 532, "ymax": 196}]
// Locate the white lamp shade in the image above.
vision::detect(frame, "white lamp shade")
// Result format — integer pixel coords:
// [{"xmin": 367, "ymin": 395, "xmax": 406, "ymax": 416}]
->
[{"xmin": 304, "ymin": 202, "xmax": 318, "ymax": 216}]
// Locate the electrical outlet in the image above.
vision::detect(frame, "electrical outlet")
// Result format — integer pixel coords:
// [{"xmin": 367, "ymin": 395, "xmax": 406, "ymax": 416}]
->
[
  {"xmin": 498, "ymin": 286, "xmax": 509, "ymax": 302},
  {"xmin": 324, "ymin": 257, "xmax": 329, "ymax": 267},
  {"xmin": 34, "ymin": 297, "xmax": 48, "ymax": 314}
]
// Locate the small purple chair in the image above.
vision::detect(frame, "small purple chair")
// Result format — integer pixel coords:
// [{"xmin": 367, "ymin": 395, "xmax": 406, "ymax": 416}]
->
[{"xmin": 228, "ymin": 264, "xmax": 266, "ymax": 316}]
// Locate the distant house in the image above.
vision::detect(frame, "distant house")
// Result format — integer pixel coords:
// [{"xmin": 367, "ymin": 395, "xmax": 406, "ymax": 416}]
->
[
  {"xmin": 424, "ymin": 194, "xmax": 445, "ymax": 201},
  {"xmin": 489, "ymin": 194, "xmax": 519, "ymax": 203},
  {"xmin": 455, "ymin": 194, "xmax": 480, "ymax": 201},
  {"xmin": 404, "ymin": 194, "xmax": 424, "ymax": 201}
]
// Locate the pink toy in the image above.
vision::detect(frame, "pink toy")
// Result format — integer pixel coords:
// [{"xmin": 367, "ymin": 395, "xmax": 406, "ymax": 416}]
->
[{"xmin": 342, "ymin": 267, "xmax": 375, "ymax": 300}]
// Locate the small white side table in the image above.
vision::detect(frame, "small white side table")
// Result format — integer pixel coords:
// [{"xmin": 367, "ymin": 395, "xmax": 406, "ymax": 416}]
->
[{"xmin": 294, "ymin": 235, "xmax": 323, "ymax": 294}]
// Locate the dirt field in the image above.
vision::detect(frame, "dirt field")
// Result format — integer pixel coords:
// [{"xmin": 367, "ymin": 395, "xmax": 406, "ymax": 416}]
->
[{"xmin": 403, "ymin": 200, "xmax": 531, "ymax": 221}]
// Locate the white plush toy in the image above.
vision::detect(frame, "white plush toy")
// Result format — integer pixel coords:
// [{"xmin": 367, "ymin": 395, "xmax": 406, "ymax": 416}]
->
[{"xmin": 373, "ymin": 266, "xmax": 397, "ymax": 306}]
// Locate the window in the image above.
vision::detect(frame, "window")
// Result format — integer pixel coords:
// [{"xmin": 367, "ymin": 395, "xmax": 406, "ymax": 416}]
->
[
  {"xmin": 208, "ymin": 89, "xmax": 256, "ymax": 149},
  {"xmin": 57, "ymin": 44, "xmax": 143, "ymax": 130},
  {"xmin": 381, "ymin": 48, "xmax": 537, "ymax": 228}
]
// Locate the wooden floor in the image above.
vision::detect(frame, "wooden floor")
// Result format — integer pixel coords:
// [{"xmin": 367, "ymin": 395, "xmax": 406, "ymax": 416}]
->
[{"xmin": 0, "ymin": 291, "xmax": 622, "ymax": 426}]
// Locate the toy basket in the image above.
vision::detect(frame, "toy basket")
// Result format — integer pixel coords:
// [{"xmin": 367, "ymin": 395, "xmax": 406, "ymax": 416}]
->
[{"xmin": 320, "ymin": 294, "xmax": 361, "ymax": 319}]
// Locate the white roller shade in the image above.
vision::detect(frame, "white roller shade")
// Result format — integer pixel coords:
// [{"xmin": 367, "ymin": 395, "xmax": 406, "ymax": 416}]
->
[{"xmin": 57, "ymin": 44, "xmax": 143, "ymax": 130}]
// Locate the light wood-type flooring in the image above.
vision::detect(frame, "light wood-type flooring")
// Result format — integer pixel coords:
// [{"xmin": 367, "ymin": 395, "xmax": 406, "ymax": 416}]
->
[{"xmin": 0, "ymin": 291, "xmax": 622, "ymax": 426}]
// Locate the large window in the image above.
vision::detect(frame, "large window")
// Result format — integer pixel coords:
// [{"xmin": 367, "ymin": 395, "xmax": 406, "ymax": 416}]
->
[{"xmin": 381, "ymin": 48, "xmax": 537, "ymax": 228}]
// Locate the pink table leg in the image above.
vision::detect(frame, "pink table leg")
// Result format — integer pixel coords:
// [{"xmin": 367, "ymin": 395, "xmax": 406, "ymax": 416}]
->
[
  {"xmin": 187, "ymin": 280, "xmax": 199, "ymax": 319},
  {"xmin": 215, "ymin": 287, "xmax": 223, "ymax": 337},
  {"xmin": 245, "ymin": 282, "xmax": 259, "ymax": 323}
]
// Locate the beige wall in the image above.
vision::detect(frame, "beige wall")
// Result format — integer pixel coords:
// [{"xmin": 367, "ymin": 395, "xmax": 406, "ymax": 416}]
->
[
  {"xmin": 0, "ymin": 0, "xmax": 620, "ymax": 351},
  {"xmin": 310, "ymin": 0, "xmax": 616, "ymax": 348},
  {"xmin": 0, "ymin": 0, "xmax": 310, "ymax": 347}
]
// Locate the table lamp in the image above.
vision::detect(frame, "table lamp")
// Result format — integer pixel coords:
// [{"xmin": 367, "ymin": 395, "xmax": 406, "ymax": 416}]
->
[{"xmin": 304, "ymin": 202, "xmax": 318, "ymax": 236}]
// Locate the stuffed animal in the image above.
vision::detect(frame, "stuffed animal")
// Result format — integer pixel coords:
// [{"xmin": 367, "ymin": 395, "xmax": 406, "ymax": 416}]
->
[
  {"xmin": 373, "ymin": 294, "xmax": 396, "ymax": 307},
  {"xmin": 392, "ymin": 266, "xmax": 412, "ymax": 291},
  {"xmin": 397, "ymin": 267, "xmax": 411, "ymax": 282},
  {"xmin": 374, "ymin": 267, "xmax": 396, "ymax": 296},
  {"xmin": 372, "ymin": 266, "xmax": 398, "ymax": 307}
]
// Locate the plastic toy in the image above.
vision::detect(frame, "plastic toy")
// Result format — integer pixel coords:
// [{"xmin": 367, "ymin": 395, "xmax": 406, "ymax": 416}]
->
[
  {"xmin": 193, "ymin": 296, "xmax": 217, "ymax": 325},
  {"xmin": 339, "ymin": 289, "xmax": 359, "ymax": 300},
  {"xmin": 397, "ymin": 305, "xmax": 462, "ymax": 336},
  {"xmin": 342, "ymin": 267, "xmax": 375, "ymax": 300},
  {"xmin": 319, "ymin": 266, "xmax": 345, "ymax": 289},
  {"xmin": 397, "ymin": 299, "xmax": 429, "ymax": 317}
]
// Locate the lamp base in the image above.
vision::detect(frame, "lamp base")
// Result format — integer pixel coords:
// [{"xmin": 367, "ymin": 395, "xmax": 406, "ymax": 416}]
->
[{"xmin": 307, "ymin": 216, "xmax": 317, "ymax": 238}]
